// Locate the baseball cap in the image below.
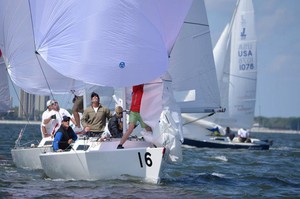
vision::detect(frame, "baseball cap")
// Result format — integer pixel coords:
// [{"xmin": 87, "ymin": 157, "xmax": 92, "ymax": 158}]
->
[
  {"xmin": 62, "ymin": 116, "xmax": 71, "ymax": 122},
  {"xmin": 46, "ymin": 100, "xmax": 55, "ymax": 107}
]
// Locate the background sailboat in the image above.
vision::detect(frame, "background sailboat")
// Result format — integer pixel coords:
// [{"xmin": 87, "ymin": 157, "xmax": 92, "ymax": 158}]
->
[
  {"xmin": 167, "ymin": 0, "xmax": 222, "ymax": 142},
  {"xmin": 181, "ymin": 0, "xmax": 272, "ymax": 150}
]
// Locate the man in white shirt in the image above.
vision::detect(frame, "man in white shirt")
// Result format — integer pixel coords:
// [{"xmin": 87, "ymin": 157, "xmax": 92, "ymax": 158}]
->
[
  {"xmin": 237, "ymin": 128, "xmax": 250, "ymax": 143},
  {"xmin": 42, "ymin": 100, "xmax": 76, "ymax": 137},
  {"xmin": 41, "ymin": 100, "xmax": 56, "ymax": 138}
]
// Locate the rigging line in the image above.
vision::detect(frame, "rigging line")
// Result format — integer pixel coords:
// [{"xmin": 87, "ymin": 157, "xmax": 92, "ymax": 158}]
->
[
  {"xmin": 184, "ymin": 21, "xmax": 209, "ymax": 27},
  {"xmin": 68, "ymin": 145, "xmax": 87, "ymax": 171},
  {"xmin": 27, "ymin": 0, "xmax": 54, "ymax": 99},
  {"xmin": 5, "ymin": 63, "xmax": 31, "ymax": 138},
  {"xmin": 182, "ymin": 112, "xmax": 215, "ymax": 126}
]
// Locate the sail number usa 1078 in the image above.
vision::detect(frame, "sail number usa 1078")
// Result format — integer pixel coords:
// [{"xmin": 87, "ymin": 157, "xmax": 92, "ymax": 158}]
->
[
  {"xmin": 238, "ymin": 42, "xmax": 256, "ymax": 71},
  {"xmin": 138, "ymin": 152, "xmax": 153, "ymax": 168}
]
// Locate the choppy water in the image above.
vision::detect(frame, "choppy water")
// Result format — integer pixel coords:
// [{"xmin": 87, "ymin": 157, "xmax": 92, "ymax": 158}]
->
[{"xmin": 0, "ymin": 124, "xmax": 299, "ymax": 198}]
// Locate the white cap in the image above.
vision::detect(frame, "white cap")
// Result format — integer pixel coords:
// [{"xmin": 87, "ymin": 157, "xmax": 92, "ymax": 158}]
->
[{"xmin": 46, "ymin": 100, "xmax": 55, "ymax": 107}]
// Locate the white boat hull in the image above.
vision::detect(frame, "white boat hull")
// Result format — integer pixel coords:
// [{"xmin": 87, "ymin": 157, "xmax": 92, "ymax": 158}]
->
[
  {"xmin": 11, "ymin": 137, "xmax": 53, "ymax": 169},
  {"xmin": 11, "ymin": 147, "xmax": 51, "ymax": 169},
  {"xmin": 40, "ymin": 139, "xmax": 165, "ymax": 183}
]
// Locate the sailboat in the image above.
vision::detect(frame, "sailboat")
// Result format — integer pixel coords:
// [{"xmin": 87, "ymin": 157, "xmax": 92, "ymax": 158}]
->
[
  {"xmin": 181, "ymin": 0, "xmax": 272, "ymax": 150},
  {"xmin": 1, "ymin": 0, "xmax": 193, "ymax": 183}
]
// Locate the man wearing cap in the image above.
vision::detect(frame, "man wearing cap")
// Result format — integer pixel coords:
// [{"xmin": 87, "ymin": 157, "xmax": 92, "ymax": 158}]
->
[
  {"xmin": 43, "ymin": 100, "xmax": 76, "ymax": 137},
  {"xmin": 53, "ymin": 116, "xmax": 78, "ymax": 152},
  {"xmin": 41, "ymin": 99, "xmax": 56, "ymax": 138},
  {"xmin": 108, "ymin": 106, "xmax": 124, "ymax": 138},
  {"xmin": 81, "ymin": 92, "xmax": 112, "ymax": 137}
]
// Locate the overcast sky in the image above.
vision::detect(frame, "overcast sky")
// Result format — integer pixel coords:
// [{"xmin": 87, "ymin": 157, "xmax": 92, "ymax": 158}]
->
[{"xmin": 205, "ymin": 0, "xmax": 300, "ymax": 117}]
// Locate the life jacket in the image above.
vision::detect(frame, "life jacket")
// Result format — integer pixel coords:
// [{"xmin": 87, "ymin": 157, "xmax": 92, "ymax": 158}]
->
[
  {"xmin": 55, "ymin": 125, "xmax": 74, "ymax": 150},
  {"xmin": 108, "ymin": 115, "xmax": 123, "ymax": 138}
]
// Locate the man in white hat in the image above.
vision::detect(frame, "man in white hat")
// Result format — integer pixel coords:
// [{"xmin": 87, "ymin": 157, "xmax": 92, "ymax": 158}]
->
[
  {"xmin": 41, "ymin": 99, "xmax": 56, "ymax": 137},
  {"xmin": 43, "ymin": 100, "xmax": 77, "ymax": 137}
]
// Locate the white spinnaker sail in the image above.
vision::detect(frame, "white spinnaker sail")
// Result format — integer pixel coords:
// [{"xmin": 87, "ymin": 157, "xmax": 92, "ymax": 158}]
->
[
  {"xmin": 0, "ymin": 54, "xmax": 11, "ymax": 113},
  {"xmin": 29, "ymin": 0, "xmax": 193, "ymax": 87},
  {"xmin": 0, "ymin": 0, "xmax": 192, "ymax": 94},
  {"xmin": 0, "ymin": 0, "xmax": 91, "ymax": 95},
  {"xmin": 168, "ymin": 0, "xmax": 221, "ymax": 113},
  {"xmin": 214, "ymin": 0, "xmax": 257, "ymax": 129}
]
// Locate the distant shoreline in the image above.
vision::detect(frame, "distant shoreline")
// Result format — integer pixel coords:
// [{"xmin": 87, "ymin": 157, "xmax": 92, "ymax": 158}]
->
[
  {"xmin": 250, "ymin": 127, "xmax": 299, "ymax": 134},
  {"xmin": 0, "ymin": 120, "xmax": 40, "ymax": 125},
  {"xmin": 0, "ymin": 120, "xmax": 299, "ymax": 134}
]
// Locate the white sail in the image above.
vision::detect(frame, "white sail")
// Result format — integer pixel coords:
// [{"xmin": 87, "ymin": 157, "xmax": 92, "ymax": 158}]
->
[
  {"xmin": 0, "ymin": 0, "xmax": 90, "ymax": 95},
  {"xmin": 139, "ymin": 0, "xmax": 221, "ymax": 162},
  {"xmin": 214, "ymin": 24, "xmax": 230, "ymax": 90},
  {"xmin": 29, "ymin": 0, "xmax": 193, "ymax": 87},
  {"xmin": 168, "ymin": 0, "xmax": 221, "ymax": 113},
  {"xmin": 214, "ymin": 0, "xmax": 257, "ymax": 129}
]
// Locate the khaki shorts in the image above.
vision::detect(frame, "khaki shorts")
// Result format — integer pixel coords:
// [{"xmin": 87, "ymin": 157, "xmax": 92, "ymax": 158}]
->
[
  {"xmin": 129, "ymin": 111, "xmax": 149, "ymax": 129},
  {"xmin": 72, "ymin": 96, "xmax": 84, "ymax": 113}
]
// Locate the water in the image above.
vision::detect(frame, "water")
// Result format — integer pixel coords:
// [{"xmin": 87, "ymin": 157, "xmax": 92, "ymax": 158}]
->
[{"xmin": 1, "ymin": 124, "xmax": 299, "ymax": 198}]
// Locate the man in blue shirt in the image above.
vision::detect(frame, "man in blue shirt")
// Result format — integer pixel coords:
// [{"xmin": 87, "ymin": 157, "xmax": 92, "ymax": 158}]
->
[{"xmin": 53, "ymin": 116, "xmax": 78, "ymax": 152}]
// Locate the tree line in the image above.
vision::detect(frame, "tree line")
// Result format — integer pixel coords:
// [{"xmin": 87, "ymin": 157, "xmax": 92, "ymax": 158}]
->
[{"xmin": 254, "ymin": 116, "xmax": 300, "ymax": 130}]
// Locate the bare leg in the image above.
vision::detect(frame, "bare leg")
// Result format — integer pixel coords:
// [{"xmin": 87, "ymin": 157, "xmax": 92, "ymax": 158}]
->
[
  {"xmin": 119, "ymin": 123, "xmax": 135, "ymax": 145},
  {"xmin": 73, "ymin": 111, "xmax": 81, "ymax": 128}
]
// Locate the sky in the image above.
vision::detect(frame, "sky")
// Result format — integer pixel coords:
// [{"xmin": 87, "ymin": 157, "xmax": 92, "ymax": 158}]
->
[
  {"xmin": 205, "ymin": 0, "xmax": 300, "ymax": 118},
  {"xmin": 8, "ymin": 0, "xmax": 300, "ymax": 118}
]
